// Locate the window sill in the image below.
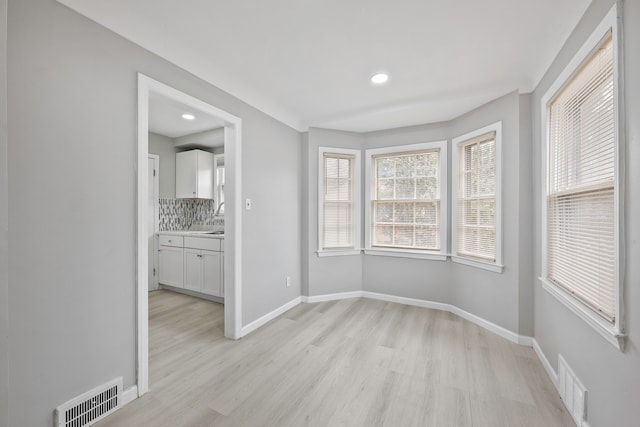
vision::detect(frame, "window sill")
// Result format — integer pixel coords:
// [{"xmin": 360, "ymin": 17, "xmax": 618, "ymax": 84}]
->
[
  {"xmin": 451, "ymin": 256, "xmax": 503, "ymax": 273},
  {"xmin": 317, "ymin": 249, "xmax": 362, "ymax": 258},
  {"xmin": 364, "ymin": 249, "xmax": 447, "ymax": 261},
  {"xmin": 539, "ymin": 277, "xmax": 626, "ymax": 352}
]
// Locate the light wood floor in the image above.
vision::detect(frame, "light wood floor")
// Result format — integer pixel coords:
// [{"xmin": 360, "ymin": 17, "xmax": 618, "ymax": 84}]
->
[{"xmin": 98, "ymin": 290, "xmax": 575, "ymax": 427}]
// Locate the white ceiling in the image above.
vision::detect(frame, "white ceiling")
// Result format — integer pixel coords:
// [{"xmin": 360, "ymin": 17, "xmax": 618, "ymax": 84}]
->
[
  {"xmin": 58, "ymin": 0, "xmax": 591, "ymax": 132},
  {"xmin": 148, "ymin": 92, "xmax": 224, "ymax": 138}
]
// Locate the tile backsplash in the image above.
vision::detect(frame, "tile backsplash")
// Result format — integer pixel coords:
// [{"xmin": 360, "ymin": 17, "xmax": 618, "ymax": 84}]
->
[{"xmin": 159, "ymin": 198, "xmax": 224, "ymax": 231}]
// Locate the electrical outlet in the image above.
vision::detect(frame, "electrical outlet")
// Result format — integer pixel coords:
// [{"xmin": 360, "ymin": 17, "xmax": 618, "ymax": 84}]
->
[
  {"xmin": 245, "ymin": 198, "xmax": 252, "ymax": 210},
  {"xmin": 286, "ymin": 276, "xmax": 292, "ymax": 287}
]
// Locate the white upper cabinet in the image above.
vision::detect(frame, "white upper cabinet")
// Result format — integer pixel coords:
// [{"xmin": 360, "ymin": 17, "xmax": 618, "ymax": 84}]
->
[{"xmin": 175, "ymin": 149, "xmax": 214, "ymax": 199}]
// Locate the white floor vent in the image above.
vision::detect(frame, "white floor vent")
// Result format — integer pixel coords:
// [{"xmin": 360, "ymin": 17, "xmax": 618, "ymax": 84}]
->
[
  {"xmin": 557, "ymin": 355, "xmax": 587, "ymax": 426},
  {"xmin": 55, "ymin": 377, "xmax": 123, "ymax": 427}
]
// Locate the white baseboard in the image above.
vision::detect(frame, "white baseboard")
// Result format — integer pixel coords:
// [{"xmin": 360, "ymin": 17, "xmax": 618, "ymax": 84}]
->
[
  {"xmin": 532, "ymin": 338, "xmax": 558, "ymax": 388},
  {"xmin": 240, "ymin": 296, "xmax": 302, "ymax": 337},
  {"xmin": 362, "ymin": 291, "xmax": 451, "ymax": 312},
  {"xmin": 517, "ymin": 335, "xmax": 534, "ymax": 346},
  {"xmin": 302, "ymin": 290, "xmax": 533, "ymax": 347},
  {"xmin": 448, "ymin": 304, "xmax": 522, "ymax": 344},
  {"xmin": 302, "ymin": 291, "xmax": 363, "ymax": 303},
  {"xmin": 122, "ymin": 385, "xmax": 138, "ymax": 406}
]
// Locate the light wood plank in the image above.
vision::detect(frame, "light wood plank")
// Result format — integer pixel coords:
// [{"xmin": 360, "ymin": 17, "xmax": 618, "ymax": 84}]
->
[{"xmin": 97, "ymin": 290, "xmax": 574, "ymax": 427}]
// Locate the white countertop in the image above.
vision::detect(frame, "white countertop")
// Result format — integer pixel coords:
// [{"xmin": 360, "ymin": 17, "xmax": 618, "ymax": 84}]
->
[{"xmin": 157, "ymin": 231, "xmax": 224, "ymax": 239}]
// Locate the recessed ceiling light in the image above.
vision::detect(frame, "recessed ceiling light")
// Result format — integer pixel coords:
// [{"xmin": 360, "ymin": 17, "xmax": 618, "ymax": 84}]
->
[
  {"xmin": 370, "ymin": 73, "xmax": 389, "ymax": 84},
  {"xmin": 182, "ymin": 113, "xmax": 195, "ymax": 120}
]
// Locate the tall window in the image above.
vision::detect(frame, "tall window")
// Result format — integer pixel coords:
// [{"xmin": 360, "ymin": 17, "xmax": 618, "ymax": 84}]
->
[
  {"xmin": 318, "ymin": 148, "xmax": 361, "ymax": 255},
  {"xmin": 541, "ymin": 6, "xmax": 623, "ymax": 350},
  {"xmin": 365, "ymin": 141, "xmax": 447, "ymax": 260},
  {"xmin": 452, "ymin": 122, "xmax": 502, "ymax": 272},
  {"xmin": 548, "ymin": 33, "xmax": 615, "ymax": 319}
]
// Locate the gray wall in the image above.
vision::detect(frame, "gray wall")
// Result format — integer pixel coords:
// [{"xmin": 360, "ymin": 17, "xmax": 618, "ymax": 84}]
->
[
  {"xmin": 7, "ymin": 0, "xmax": 301, "ymax": 425},
  {"xmin": 148, "ymin": 132, "xmax": 176, "ymax": 199},
  {"xmin": 0, "ymin": 0, "xmax": 8, "ymax": 425},
  {"xmin": 240, "ymin": 106, "xmax": 301, "ymax": 324},
  {"xmin": 304, "ymin": 93, "xmax": 533, "ymax": 335},
  {"xmin": 361, "ymin": 121, "xmax": 453, "ymax": 304},
  {"xmin": 301, "ymin": 132, "xmax": 309, "ymax": 296},
  {"xmin": 303, "ymin": 128, "xmax": 364, "ymax": 296},
  {"xmin": 365, "ymin": 93, "xmax": 530, "ymax": 334},
  {"xmin": 449, "ymin": 91, "xmax": 529, "ymax": 334},
  {"xmin": 517, "ymin": 94, "xmax": 534, "ymax": 337},
  {"xmin": 532, "ymin": 1, "xmax": 640, "ymax": 426}
]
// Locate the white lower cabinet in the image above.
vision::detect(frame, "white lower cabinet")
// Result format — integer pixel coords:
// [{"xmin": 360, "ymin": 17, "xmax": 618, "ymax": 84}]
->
[
  {"xmin": 158, "ymin": 234, "xmax": 223, "ymax": 299},
  {"xmin": 158, "ymin": 246, "xmax": 184, "ymax": 288},
  {"xmin": 220, "ymin": 254, "xmax": 224, "ymax": 297},
  {"xmin": 184, "ymin": 248, "xmax": 203, "ymax": 292},
  {"xmin": 202, "ymin": 251, "xmax": 223, "ymax": 297},
  {"xmin": 184, "ymin": 248, "xmax": 222, "ymax": 297}
]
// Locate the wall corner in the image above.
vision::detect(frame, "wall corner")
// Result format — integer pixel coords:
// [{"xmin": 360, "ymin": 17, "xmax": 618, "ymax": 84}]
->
[
  {"xmin": 300, "ymin": 131, "xmax": 310, "ymax": 296},
  {"xmin": 0, "ymin": 0, "xmax": 9, "ymax": 424},
  {"xmin": 517, "ymin": 93, "xmax": 535, "ymax": 337}
]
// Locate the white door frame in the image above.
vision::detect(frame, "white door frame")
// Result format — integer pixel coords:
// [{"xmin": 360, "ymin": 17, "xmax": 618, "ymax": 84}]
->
[
  {"xmin": 136, "ymin": 74, "xmax": 243, "ymax": 397},
  {"xmin": 147, "ymin": 153, "xmax": 160, "ymax": 291}
]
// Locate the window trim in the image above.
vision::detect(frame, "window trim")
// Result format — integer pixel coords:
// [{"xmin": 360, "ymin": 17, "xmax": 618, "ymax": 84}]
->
[
  {"xmin": 317, "ymin": 147, "xmax": 362, "ymax": 256},
  {"xmin": 539, "ymin": 4, "xmax": 625, "ymax": 351},
  {"xmin": 364, "ymin": 141, "xmax": 448, "ymax": 260},
  {"xmin": 451, "ymin": 122, "xmax": 503, "ymax": 273}
]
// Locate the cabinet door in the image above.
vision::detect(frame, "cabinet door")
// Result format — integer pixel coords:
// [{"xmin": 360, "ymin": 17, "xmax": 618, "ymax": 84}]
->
[
  {"xmin": 196, "ymin": 150, "xmax": 214, "ymax": 199},
  {"xmin": 158, "ymin": 246, "xmax": 183, "ymax": 288},
  {"xmin": 202, "ymin": 250, "xmax": 222, "ymax": 297},
  {"xmin": 184, "ymin": 249, "xmax": 203, "ymax": 292},
  {"xmin": 176, "ymin": 151, "xmax": 197, "ymax": 198},
  {"xmin": 220, "ymin": 254, "xmax": 225, "ymax": 297}
]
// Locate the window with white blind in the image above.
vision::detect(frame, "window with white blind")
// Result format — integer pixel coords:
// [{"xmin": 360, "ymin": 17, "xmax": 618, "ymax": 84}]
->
[
  {"xmin": 318, "ymin": 147, "xmax": 361, "ymax": 256},
  {"xmin": 452, "ymin": 122, "xmax": 502, "ymax": 272},
  {"xmin": 541, "ymin": 5, "xmax": 624, "ymax": 350},
  {"xmin": 364, "ymin": 141, "xmax": 447, "ymax": 260}
]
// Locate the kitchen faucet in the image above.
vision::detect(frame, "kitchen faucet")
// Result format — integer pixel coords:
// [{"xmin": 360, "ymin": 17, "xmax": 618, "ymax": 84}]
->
[{"xmin": 215, "ymin": 201, "xmax": 224, "ymax": 216}]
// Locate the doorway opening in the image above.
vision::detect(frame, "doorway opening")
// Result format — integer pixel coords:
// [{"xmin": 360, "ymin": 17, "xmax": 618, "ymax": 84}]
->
[{"xmin": 136, "ymin": 74, "xmax": 243, "ymax": 397}]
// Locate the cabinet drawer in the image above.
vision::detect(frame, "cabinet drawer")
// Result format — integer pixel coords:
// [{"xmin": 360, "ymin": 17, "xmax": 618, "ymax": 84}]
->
[
  {"xmin": 184, "ymin": 236, "xmax": 220, "ymax": 251},
  {"xmin": 159, "ymin": 235, "xmax": 184, "ymax": 247}
]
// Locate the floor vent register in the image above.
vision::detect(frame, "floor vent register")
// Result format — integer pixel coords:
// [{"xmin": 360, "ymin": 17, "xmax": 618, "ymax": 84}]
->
[
  {"xmin": 558, "ymin": 355, "xmax": 588, "ymax": 426},
  {"xmin": 54, "ymin": 377, "xmax": 122, "ymax": 427}
]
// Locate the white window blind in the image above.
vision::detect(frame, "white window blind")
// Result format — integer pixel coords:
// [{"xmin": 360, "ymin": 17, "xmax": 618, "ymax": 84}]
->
[
  {"xmin": 457, "ymin": 132, "xmax": 497, "ymax": 261},
  {"xmin": 547, "ymin": 32, "xmax": 616, "ymax": 321},
  {"xmin": 372, "ymin": 149, "xmax": 440, "ymax": 250},
  {"xmin": 323, "ymin": 153, "xmax": 355, "ymax": 249}
]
